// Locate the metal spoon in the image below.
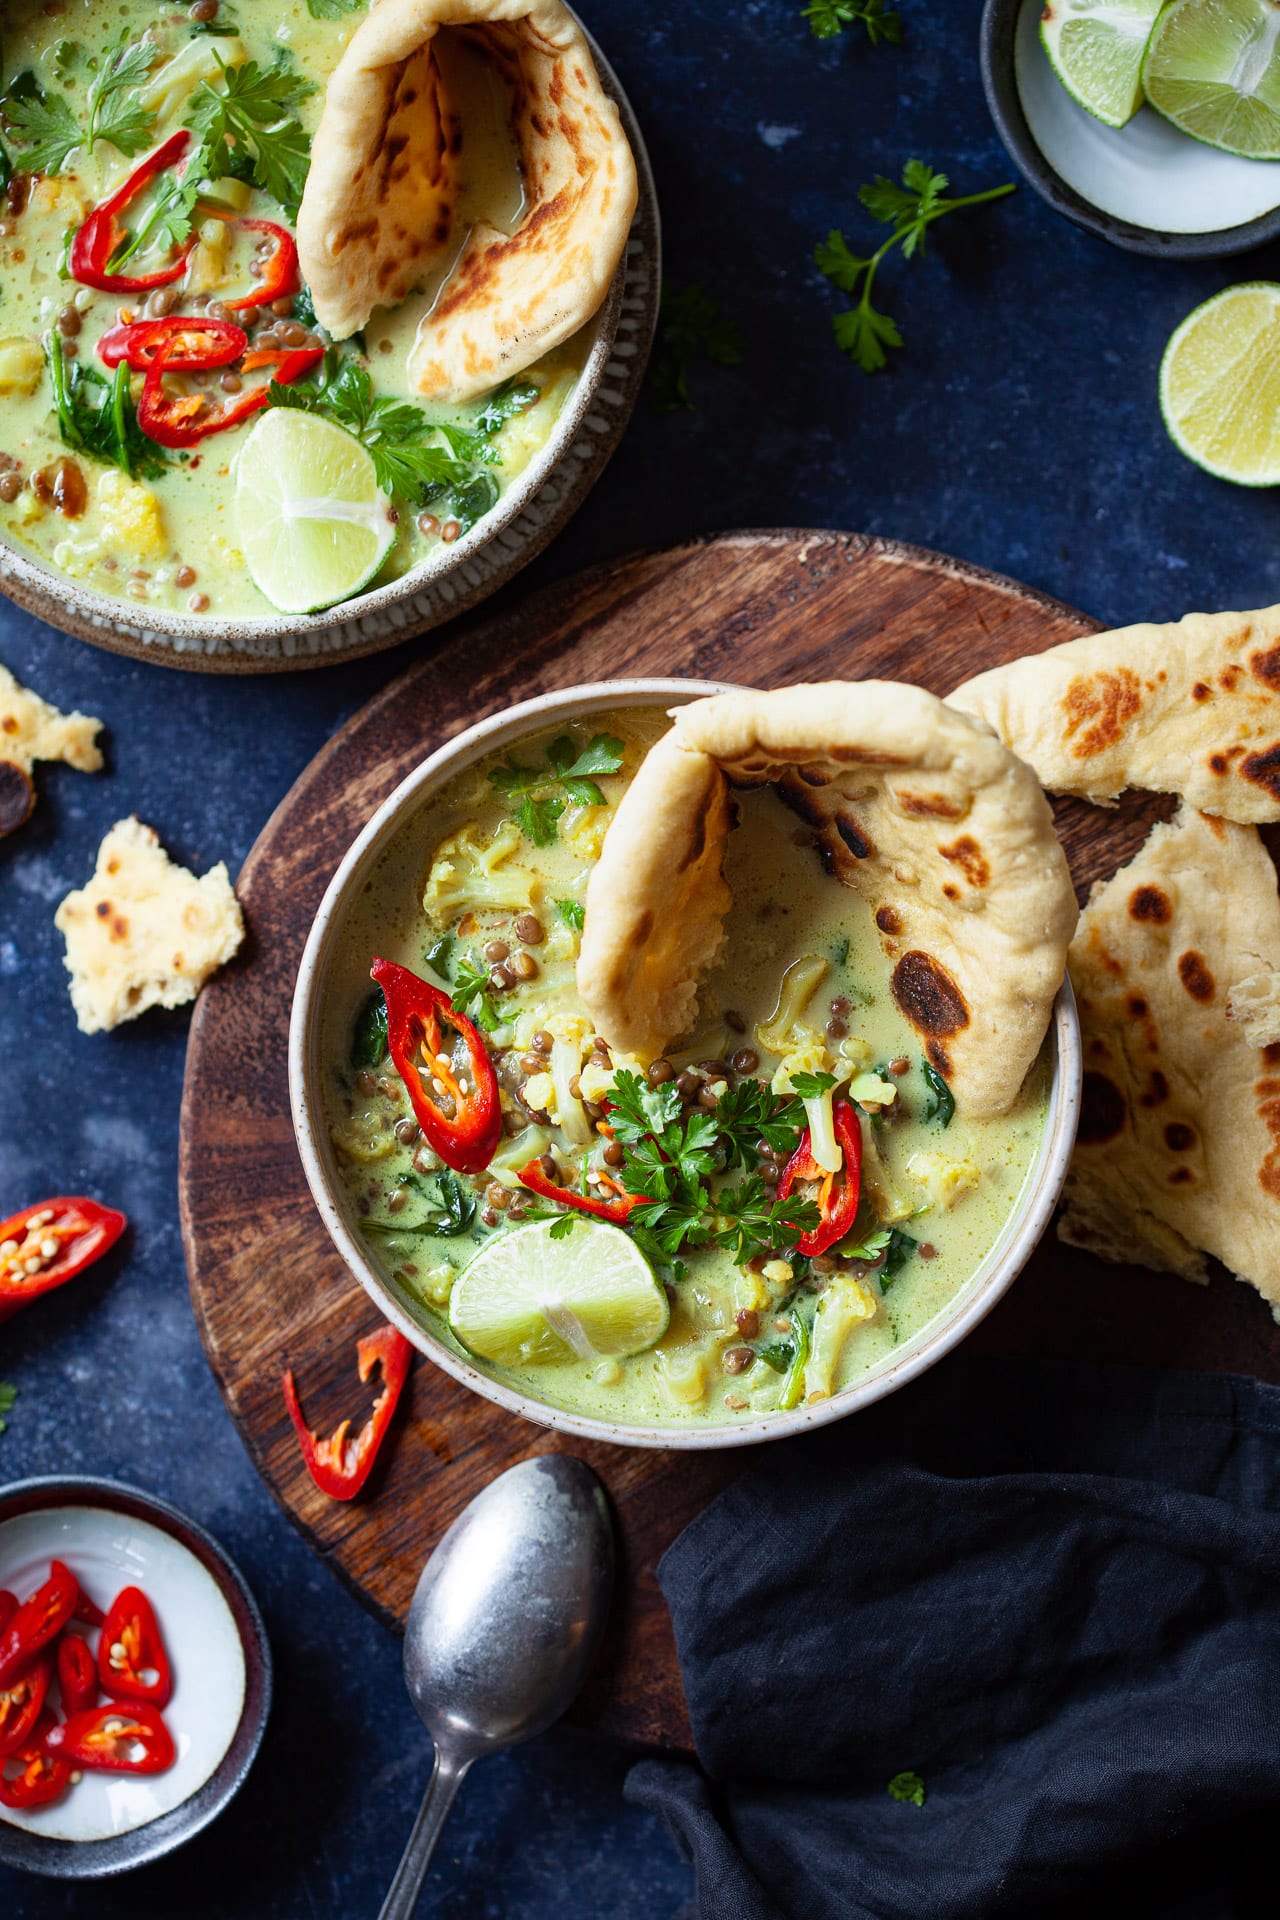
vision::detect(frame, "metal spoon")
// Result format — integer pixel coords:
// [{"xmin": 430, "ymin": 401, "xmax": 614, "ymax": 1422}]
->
[{"xmin": 377, "ymin": 1454, "xmax": 614, "ymax": 1920}]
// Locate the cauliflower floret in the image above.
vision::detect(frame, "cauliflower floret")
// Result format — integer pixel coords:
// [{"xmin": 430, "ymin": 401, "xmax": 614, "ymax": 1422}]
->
[
  {"xmin": 521, "ymin": 1070, "xmax": 557, "ymax": 1119},
  {"xmin": 329, "ymin": 1108, "xmax": 395, "ymax": 1164},
  {"xmin": 908, "ymin": 1151, "xmax": 980, "ymax": 1211},
  {"xmin": 0, "ymin": 337, "xmax": 43, "ymax": 398},
  {"xmin": 423, "ymin": 820, "xmax": 541, "ymax": 920},
  {"xmin": 838, "ymin": 1034, "xmax": 874, "ymax": 1071},
  {"xmin": 562, "ymin": 805, "xmax": 609, "ymax": 862},
  {"xmin": 654, "ymin": 1345, "xmax": 712, "ymax": 1408},
  {"xmin": 419, "ymin": 1264, "xmax": 456, "ymax": 1308},
  {"xmin": 804, "ymin": 1275, "xmax": 878, "ymax": 1402},
  {"xmin": 771, "ymin": 1029, "xmax": 833, "ymax": 1096},
  {"xmin": 862, "ymin": 1131, "xmax": 914, "ymax": 1223},
  {"xmin": 757, "ymin": 954, "xmax": 830, "ymax": 1057},
  {"xmin": 849, "ymin": 1071, "xmax": 896, "ymax": 1111},
  {"xmin": 96, "ymin": 470, "xmax": 167, "ymax": 559}
]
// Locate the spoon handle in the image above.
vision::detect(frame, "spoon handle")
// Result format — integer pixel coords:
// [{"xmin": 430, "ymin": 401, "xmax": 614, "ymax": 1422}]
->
[{"xmin": 377, "ymin": 1746, "xmax": 471, "ymax": 1920}]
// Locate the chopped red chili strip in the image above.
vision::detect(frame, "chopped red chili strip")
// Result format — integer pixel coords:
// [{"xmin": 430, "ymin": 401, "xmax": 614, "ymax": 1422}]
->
[
  {"xmin": 0, "ymin": 1711, "xmax": 71, "ymax": 1809},
  {"xmin": 0, "ymin": 1560, "xmax": 79, "ymax": 1689},
  {"xmin": 97, "ymin": 315, "xmax": 248, "ymax": 373},
  {"xmin": 517, "ymin": 1158, "xmax": 638, "ymax": 1224},
  {"xmin": 0, "ymin": 1653, "xmax": 51, "ymax": 1759},
  {"xmin": 73, "ymin": 1592, "xmax": 105, "ymax": 1630},
  {"xmin": 372, "ymin": 960, "xmax": 502, "ymax": 1175},
  {"xmin": 98, "ymin": 1588, "xmax": 171, "ymax": 1710},
  {"xmin": 44, "ymin": 1701, "xmax": 175, "ymax": 1775},
  {"xmin": 58, "ymin": 1634, "xmax": 98, "ymax": 1720},
  {"xmin": 0, "ymin": 1197, "xmax": 126, "ymax": 1324},
  {"xmin": 137, "ymin": 338, "xmax": 323, "ymax": 448},
  {"xmin": 69, "ymin": 131, "xmax": 198, "ymax": 293},
  {"xmin": 283, "ymin": 1324, "xmax": 413, "ymax": 1502},
  {"xmin": 226, "ymin": 219, "xmax": 300, "ymax": 311},
  {"xmin": 776, "ymin": 1098, "xmax": 863, "ymax": 1257}
]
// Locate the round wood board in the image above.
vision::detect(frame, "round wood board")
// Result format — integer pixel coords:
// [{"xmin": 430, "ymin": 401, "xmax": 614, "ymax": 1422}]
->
[{"xmin": 179, "ymin": 530, "xmax": 1280, "ymax": 1751}]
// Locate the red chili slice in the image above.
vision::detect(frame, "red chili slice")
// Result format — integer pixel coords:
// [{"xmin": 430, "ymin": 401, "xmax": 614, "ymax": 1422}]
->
[
  {"xmin": 137, "ymin": 337, "xmax": 323, "ymax": 448},
  {"xmin": 44, "ymin": 1701, "xmax": 175, "ymax": 1775},
  {"xmin": 283, "ymin": 1324, "xmax": 413, "ymax": 1502},
  {"xmin": 57, "ymin": 1634, "xmax": 98, "ymax": 1719},
  {"xmin": 372, "ymin": 960, "xmax": 502, "ymax": 1175},
  {"xmin": 0, "ymin": 1594, "xmax": 16, "ymax": 1637},
  {"xmin": 0, "ymin": 1711, "xmax": 71, "ymax": 1809},
  {"xmin": 516, "ymin": 1158, "xmax": 638, "ymax": 1224},
  {"xmin": 776, "ymin": 1098, "xmax": 864, "ymax": 1257},
  {"xmin": 0, "ymin": 1197, "xmax": 127, "ymax": 1325},
  {"xmin": 73, "ymin": 1592, "xmax": 105, "ymax": 1630},
  {"xmin": 0, "ymin": 1561, "xmax": 79, "ymax": 1689},
  {"xmin": 226, "ymin": 218, "xmax": 300, "ymax": 311},
  {"xmin": 97, "ymin": 315, "xmax": 249, "ymax": 373},
  {"xmin": 0, "ymin": 1653, "xmax": 51, "ymax": 1759},
  {"xmin": 69, "ymin": 130, "xmax": 198, "ymax": 293},
  {"xmin": 98, "ymin": 1588, "xmax": 171, "ymax": 1710}
]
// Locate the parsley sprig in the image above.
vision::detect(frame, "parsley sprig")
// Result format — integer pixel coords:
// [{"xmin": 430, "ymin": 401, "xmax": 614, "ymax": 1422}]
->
[
  {"xmin": 489, "ymin": 733, "xmax": 625, "ymax": 846},
  {"xmin": 816, "ymin": 160, "xmax": 1015, "ymax": 372},
  {"xmin": 649, "ymin": 284, "xmax": 744, "ymax": 413},
  {"xmin": 803, "ymin": 0, "xmax": 903, "ymax": 44},
  {"xmin": 1, "ymin": 33, "xmax": 157, "ymax": 175},
  {"xmin": 187, "ymin": 57, "xmax": 315, "ymax": 218}
]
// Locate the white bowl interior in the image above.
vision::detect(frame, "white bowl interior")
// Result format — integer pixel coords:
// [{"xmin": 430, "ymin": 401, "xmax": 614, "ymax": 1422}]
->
[{"xmin": 290, "ymin": 679, "xmax": 1082, "ymax": 1450}]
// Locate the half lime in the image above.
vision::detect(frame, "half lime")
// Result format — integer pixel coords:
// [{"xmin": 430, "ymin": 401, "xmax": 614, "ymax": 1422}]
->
[
  {"xmin": 1040, "ymin": 0, "xmax": 1166, "ymax": 129},
  {"xmin": 235, "ymin": 409, "xmax": 396, "ymax": 614},
  {"xmin": 448, "ymin": 1218, "xmax": 670, "ymax": 1368},
  {"xmin": 1142, "ymin": 0, "xmax": 1280, "ymax": 158},
  {"xmin": 1160, "ymin": 282, "xmax": 1280, "ymax": 485}
]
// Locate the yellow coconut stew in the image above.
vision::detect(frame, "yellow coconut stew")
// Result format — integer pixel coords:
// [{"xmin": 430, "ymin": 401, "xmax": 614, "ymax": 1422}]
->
[
  {"xmin": 0, "ymin": 0, "xmax": 612, "ymax": 618},
  {"xmin": 314, "ymin": 702, "xmax": 1055, "ymax": 1432}
]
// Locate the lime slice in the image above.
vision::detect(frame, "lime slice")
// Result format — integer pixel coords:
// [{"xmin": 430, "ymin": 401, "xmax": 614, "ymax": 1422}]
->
[
  {"xmin": 234, "ymin": 410, "xmax": 396, "ymax": 614},
  {"xmin": 1040, "ymin": 0, "xmax": 1166, "ymax": 129},
  {"xmin": 448, "ymin": 1218, "xmax": 670, "ymax": 1368},
  {"xmin": 1142, "ymin": 0, "xmax": 1280, "ymax": 157},
  {"xmin": 1160, "ymin": 282, "xmax": 1280, "ymax": 485}
]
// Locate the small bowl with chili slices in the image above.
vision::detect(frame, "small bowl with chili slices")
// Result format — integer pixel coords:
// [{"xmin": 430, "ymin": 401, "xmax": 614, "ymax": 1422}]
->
[{"xmin": 0, "ymin": 1477, "xmax": 270, "ymax": 1878}]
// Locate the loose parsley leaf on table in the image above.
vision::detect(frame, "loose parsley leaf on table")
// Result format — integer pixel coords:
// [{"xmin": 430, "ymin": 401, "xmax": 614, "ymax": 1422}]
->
[
  {"xmin": 488, "ymin": 732, "xmax": 624, "ymax": 845},
  {"xmin": 0, "ymin": 1382, "xmax": 16, "ymax": 1436},
  {"xmin": 887, "ymin": 1770, "xmax": 926, "ymax": 1806},
  {"xmin": 815, "ymin": 159, "xmax": 1014, "ymax": 373},
  {"xmin": 921, "ymin": 1059, "xmax": 954, "ymax": 1128},
  {"xmin": 648, "ymin": 284, "xmax": 743, "ymax": 412},
  {"xmin": 803, "ymin": 0, "xmax": 903, "ymax": 43}
]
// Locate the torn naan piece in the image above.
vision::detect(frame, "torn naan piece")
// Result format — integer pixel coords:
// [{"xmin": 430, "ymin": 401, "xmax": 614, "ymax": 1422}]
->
[
  {"xmin": 296, "ymin": 0, "xmax": 637, "ymax": 405},
  {"xmin": 1061, "ymin": 805, "xmax": 1280, "ymax": 1312},
  {"xmin": 950, "ymin": 605, "xmax": 1280, "ymax": 823},
  {"xmin": 577, "ymin": 684, "xmax": 1077, "ymax": 1120}
]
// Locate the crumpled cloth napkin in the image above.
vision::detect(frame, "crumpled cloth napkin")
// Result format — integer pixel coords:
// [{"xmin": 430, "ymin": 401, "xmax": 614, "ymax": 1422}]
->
[{"xmin": 627, "ymin": 1355, "xmax": 1280, "ymax": 1920}]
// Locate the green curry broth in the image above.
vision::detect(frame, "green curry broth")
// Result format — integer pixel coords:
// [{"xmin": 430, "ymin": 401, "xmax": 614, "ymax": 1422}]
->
[
  {"xmin": 0, "ymin": 0, "xmax": 583, "ymax": 617},
  {"xmin": 321, "ymin": 708, "xmax": 1048, "ymax": 1428}
]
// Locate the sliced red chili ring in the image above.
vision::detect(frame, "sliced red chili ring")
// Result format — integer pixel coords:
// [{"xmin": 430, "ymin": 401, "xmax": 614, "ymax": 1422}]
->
[
  {"xmin": 0, "ymin": 1197, "xmax": 127, "ymax": 1325},
  {"xmin": 0, "ymin": 1560, "xmax": 79, "ymax": 1689},
  {"xmin": 73, "ymin": 1592, "xmax": 105, "ymax": 1630},
  {"xmin": 69, "ymin": 130, "xmax": 198, "ymax": 293},
  {"xmin": 43, "ymin": 1701, "xmax": 175, "ymax": 1775},
  {"xmin": 371, "ymin": 960, "xmax": 503, "ymax": 1175},
  {"xmin": 776, "ymin": 1098, "xmax": 864, "ymax": 1257},
  {"xmin": 0, "ymin": 1711, "xmax": 71, "ymax": 1810},
  {"xmin": 58, "ymin": 1634, "xmax": 99, "ymax": 1720},
  {"xmin": 98, "ymin": 1587, "xmax": 171, "ymax": 1710},
  {"xmin": 0, "ymin": 1653, "xmax": 51, "ymax": 1759},
  {"xmin": 97, "ymin": 315, "xmax": 249, "ymax": 372},
  {"xmin": 137, "ymin": 338, "xmax": 323, "ymax": 448},
  {"xmin": 0, "ymin": 1594, "xmax": 16, "ymax": 1637},
  {"xmin": 517, "ymin": 1158, "xmax": 638, "ymax": 1224},
  {"xmin": 283, "ymin": 1323, "xmax": 413, "ymax": 1502},
  {"xmin": 226, "ymin": 218, "xmax": 300, "ymax": 311}
]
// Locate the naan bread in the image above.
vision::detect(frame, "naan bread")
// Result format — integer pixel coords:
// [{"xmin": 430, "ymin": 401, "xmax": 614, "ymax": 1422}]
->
[
  {"xmin": 950, "ymin": 606, "xmax": 1280, "ymax": 823},
  {"xmin": 55, "ymin": 818, "xmax": 244, "ymax": 1034},
  {"xmin": 1, "ymin": 662, "xmax": 102, "ymax": 833},
  {"xmin": 577, "ymin": 684, "xmax": 1077, "ymax": 1120},
  {"xmin": 297, "ymin": 0, "xmax": 637, "ymax": 405},
  {"xmin": 1060, "ymin": 805, "xmax": 1280, "ymax": 1312}
]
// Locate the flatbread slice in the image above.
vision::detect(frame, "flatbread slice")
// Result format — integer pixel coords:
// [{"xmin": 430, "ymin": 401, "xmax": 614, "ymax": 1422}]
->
[
  {"xmin": 1061, "ymin": 805, "xmax": 1280, "ymax": 1312},
  {"xmin": 55, "ymin": 818, "xmax": 244, "ymax": 1034},
  {"xmin": 297, "ymin": 0, "xmax": 637, "ymax": 405},
  {"xmin": 950, "ymin": 605, "xmax": 1280, "ymax": 823},
  {"xmin": 1, "ymin": 662, "xmax": 102, "ymax": 833},
  {"xmin": 577, "ymin": 684, "xmax": 1076, "ymax": 1120}
]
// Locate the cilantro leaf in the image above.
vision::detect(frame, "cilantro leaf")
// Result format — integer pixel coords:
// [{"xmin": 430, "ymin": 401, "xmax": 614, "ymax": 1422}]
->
[
  {"xmin": 922, "ymin": 1060, "xmax": 954, "ymax": 1128},
  {"xmin": 85, "ymin": 33, "xmax": 158, "ymax": 157},
  {"xmin": 307, "ymin": 0, "xmax": 366, "ymax": 15},
  {"xmin": 887, "ymin": 1770, "xmax": 925, "ymax": 1806},
  {"xmin": 790, "ymin": 1070, "xmax": 839, "ymax": 1099},
  {"xmin": 516, "ymin": 794, "xmax": 564, "ymax": 847},
  {"xmin": 0, "ymin": 1381, "xmax": 16, "ymax": 1436},
  {"xmin": 487, "ymin": 732, "xmax": 623, "ymax": 845},
  {"xmin": 187, "ymin": 58, "xmax": 315, "ymax": 219},
  {"xmin": 3, "ymin": 81, "xmax": 81, "ymax": 175},
  {"xmin": 803, "ymin": 0, "xmax": 903, "ymax": 43},
  {"xmin": 556, "ymin": 897, "xmax": 585, "ymax": 933},
  {"xmin": 816, "ymin": 162, "xmax": 1014, "ymax": 374},
  {"xmin": 649, "ymin": 283, "xmax": 743, "ymax": 412}
]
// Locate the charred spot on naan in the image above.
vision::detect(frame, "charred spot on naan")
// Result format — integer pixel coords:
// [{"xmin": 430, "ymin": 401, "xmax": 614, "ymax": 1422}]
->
[
  {"xmin": 938, "ymin": 834, "xmax": 990, "ymax": 888},
  {"xmin": 1061, "ymin": 667, "xmax": 1145, "ymax": 759},
  {"xmin": 1178, "ymin": 950, "xmax": 1215, "ymax": 1003},
  {"xmin": 1129, "ymin": 884, "xmax": 1172, "ymax": 924},
  {"xmin": 1078, "ymin": 1069, "xmax": 1127, "ymax": 1146},
  {"xmin": 890, "ymin": 950, "xmax": 969, "ymax": 1075}
]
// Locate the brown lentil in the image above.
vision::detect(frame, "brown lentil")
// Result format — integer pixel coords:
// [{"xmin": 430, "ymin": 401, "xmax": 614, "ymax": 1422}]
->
[
  {"xmin": 675, "ymin": 1070, "xmax": 700, "ymax": 1099},
  {"xmin": 0, "ymin": 473, "xmax": 21, "ymax": 504},
  {"xmin": 724, "ymin": 1009, "xmax": 746, "ymax": 1033},
  {"xmin": 188, "ymin": 593, "xmax": 210, "ymax": 612},
  {"xmin": 483, "ymin": 938, "xmax": 510, "ymax": 962},
  {"xmin": 488, "ymin": 964, "xmax": 514, "ymax": 992},
  {"xmin": 723, "ymin": 1347, "xmax": 755, "ymax": 1376},
  {"xmin": 735, "ymin": 1307, "xmax": 761, "ymax": 1339},
  {"xmin": 518, "ymin": 1052, "xmax": 543, "ymax": 1074},
  {"xmin": 509, "ymin": 951, "xmax": 538, "ymax": 982},
  {"xmin": 220, "ymin": 371, "xmax": 242, "ymax": 394},
  {"xmin": 538, "ymin": 1152, "xmax": 559, "ymax": 1183},
  {"xmin": 889, "ymin": 1056, "xmax": 910, "ymax": 1075},
  {"xmin": 826, "ymin": 1017, "xmax": 848, "ymax": 1040},
  {"xmin": 919, "ymin": 1242, "xmax": 938, "ymax": 1260},
  {"xmin": 485, "ymin": 1183, "xmax": 510, "ymax": 1211},
  {"xmin": 191, "ymin": 0, "xmax": 219, "ymax": 19},
  {"xmin": 730, "ymin": 1047, "xmax": 759, "ymax": 1074},
  {"xmin": 698, "ymin": 1058, "xmax": 730, "ymax": 1079},
  {"xmin": 647, "ymin": 1059, "xmax": 673, "ymax": 1086},
  {"xmin": 175, "ymin": 565, "xmax": 197, "ymax": 589},
  {"xmin": 417, "ymin": 512, "xmax": 441, "ymax": 538},
  {"xmin": 56, "ymin": 304, "xmax": 81, "ymax": 337},
  {"xmin": 386, "ymin": 1188, "xmax": 407, "ymax": 1214},
  {"xmin": 532, "ymin": 1030, "xmax": 553, "ymax": 1053},
  {"xmin": 441, "ymin": 520, "xmax": 461, "ymax": 543},
  {"xmin": 603, "ymin": 1141, "xmax": 624, "ymax": 1168},
  {"xmin": 480, "ymin": 1207, "xmax": 498, "ymax": 1229},
  {"xmin": 394, "ymin": 1118, "xmax": 420, "ymax": 1145},
  {"xmin": 830, "ymin": 995, "xmax": 851, "ymax": 1016},
  {"xmin": 514, "ymin": 913, "xmax": 543, "ymax": 945}
]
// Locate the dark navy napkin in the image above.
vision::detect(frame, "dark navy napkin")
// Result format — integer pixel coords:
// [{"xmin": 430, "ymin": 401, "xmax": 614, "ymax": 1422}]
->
[{"xmin": 626, "ymin": 1356, "xmax": 1280, "ymax": 1920}]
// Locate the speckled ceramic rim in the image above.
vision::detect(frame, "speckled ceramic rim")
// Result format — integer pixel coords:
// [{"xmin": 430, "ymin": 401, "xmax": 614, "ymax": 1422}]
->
[
  {"xmin": 289, "ymin": 678, "xmax": 1083, "ymax": 1452},
  {"xmin": 0, "ymin": 1475, "xmax": 272, "ymax": 1880},
  {"xmin": 0, "ymin": 15, "xmax": 660, "ymax": 671},
  {"xmin": 981, "ymin": 0, "xmax": 1280, "ymax": 258}
]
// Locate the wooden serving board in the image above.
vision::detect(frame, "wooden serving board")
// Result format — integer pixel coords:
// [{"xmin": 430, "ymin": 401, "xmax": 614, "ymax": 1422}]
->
[{"xmin": 179, "ymin": 530, "xmax": 1280, "ymax": 1752}]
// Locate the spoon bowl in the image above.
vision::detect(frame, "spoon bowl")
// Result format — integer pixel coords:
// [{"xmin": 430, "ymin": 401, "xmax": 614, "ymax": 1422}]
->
[{"xmin": 379, "ymin": 1455, "xmax": 614, "ymax": 1918}]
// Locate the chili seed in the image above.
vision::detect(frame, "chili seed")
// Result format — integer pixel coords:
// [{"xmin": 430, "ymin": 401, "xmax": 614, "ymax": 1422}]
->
[
  {"xmin": 509, "ymin": 952, "xmax": 538, "ymax": 982},
  {"xmin": 441, "ymin": 520, "xmax": 461, "ymax": 543},
  {"xmin": 175, "ymin": 564, "xmax": 196, "ymax": 589},
  {"xmin": 514, "ymin": 913, "xmax": 543, "ymax": 945},
  {"xmin": 532, "ymin": 1030, "xmax": 554, "ymax": 1053},
  {"xmin": 730, "ymin": 1047, "xmax": 759, "ymax": 1074},
  {"xmin": 735, "ymin": 1308, "xmax": 760, "ymax": 1339},
  {"xmin": 482, "ymin": 938, "xmax": 509, "ymax": 962},
  {"xmin": 647, "ymin": 1059, "xmax": 673, "ymax": 1086},
  {"xmin": 417, "ymin": 512, "xmax": 440, "ymax": 537},
  {"xmin": 723, "ymin": 1347, "xmax": 755, "ymax": 1376}
]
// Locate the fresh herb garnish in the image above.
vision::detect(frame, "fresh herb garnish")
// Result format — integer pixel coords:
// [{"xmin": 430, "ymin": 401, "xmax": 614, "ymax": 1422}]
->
[
  {"xmin": 881, "ymin": 1226, "xmax": 916, "ymax": 1283},
  {"xmin": 712, "ymin": 1176, "xmax": 819, "ymax": 1265},
  {"xmin": 803, "ymin": 0, "xmax": 902, "ymax": 43},
  {"xmin": 305, "ymin": 0, "xmax": 366, "ymax": 15},
  {"xmin": 921, "ymin": 1060, "xmax": 954, "ymax": 1128},
  {"xmin": 556, "ymin": 897, "xmax": 585, "ymax": 933},
  {"xmin": 351, "ymin": 988, "xmax": 389, "ymax": 1071},
  {"xmin": 488, "ymin": 732, "xmax": 625, "ymax": 845},
  {"xmin": 187, "ymin": 57, "xmax": 315, "ymax": 219},
  {"xmin": 449, "ymin": 951, "xmax": 504, "ymax": 1031},
  {"xmin": 714, "ymin": 1078, "xmax": 805, "ymax": 1168},
  {"xmin": 887, "ymin": 1770, "xmax": 925, "ymax": 1806},
  {"xmin": 1, "ymin": 71, "xmax": 82, "ymax": 175},
  {"xmin": 83, "ymin": 32, "xmax": 158, "ymax": 156},
  {"xmin": 424, "ymin": 933, "xmax": 456, "ymax": 982},
  {"xmin": 816, "ymin": 160, "xmax": 1015, "ymax": 373},
  {"xmin": 548, "ymin": 1213, "xmax": 577, "ymax": 1241},
  {"xmin": 363, "ymin": 1168, "xmax": 476, "ymax": 1241},
  {"xmin": 46, "ymin": 339, "xmax": 169, "ymax": 481},
  {"xmin": 649, "ymin": 284, "xmax": 744, "ymax": 412},
  {"xmin": 790, "ymin": 1070, "xmax": 839, "ymax": 1099},
  {"xmin": 2, "ymin": 33, "xmax": 157, "ymax": 174},
  {"xmin": 0, "ymin": 1382, "xmax": 16, "ymax": 1436}
]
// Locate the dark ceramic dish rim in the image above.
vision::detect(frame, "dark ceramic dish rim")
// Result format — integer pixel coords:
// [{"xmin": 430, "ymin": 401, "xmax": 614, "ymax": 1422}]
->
[
  {"xmin": 0, "ymin": 1475, "xmax": 271, "ymax": 1881},
  {"xmin": 981, "ymin": 0, "xmax": 1280, "ymax": 260}
]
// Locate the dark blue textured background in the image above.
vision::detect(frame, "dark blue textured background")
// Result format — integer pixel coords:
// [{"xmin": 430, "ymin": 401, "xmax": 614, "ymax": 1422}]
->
[{"xmin": 1, "ymin": 0, "xmax": 1274, "ymax": 1910}]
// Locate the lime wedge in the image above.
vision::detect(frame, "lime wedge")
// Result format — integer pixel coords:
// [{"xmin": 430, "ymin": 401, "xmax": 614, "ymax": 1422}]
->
[
  {"xmin": 1040, "ymin": 0, "xmax": 1166, "ymax": 129},
  {"xmin": 448, "ymin": 1218, "xmax": 670, "ymax": 1368},
  {"xmin": 1160, "ymin": 282, "xmax": 1280, "ymax": 485},
  {"xmin": 234, "ymin": 410, "xmax": 396, "ymax": 614},
  {"xmin": 1142, "ymin": 0, "xmax": 1280, "ymax": 157}
]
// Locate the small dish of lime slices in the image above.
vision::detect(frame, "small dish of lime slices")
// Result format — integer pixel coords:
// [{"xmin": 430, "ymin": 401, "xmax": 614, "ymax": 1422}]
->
[{"xmin": 982, "ymin": 0, "xmax": 1280, "ymax": 256}]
